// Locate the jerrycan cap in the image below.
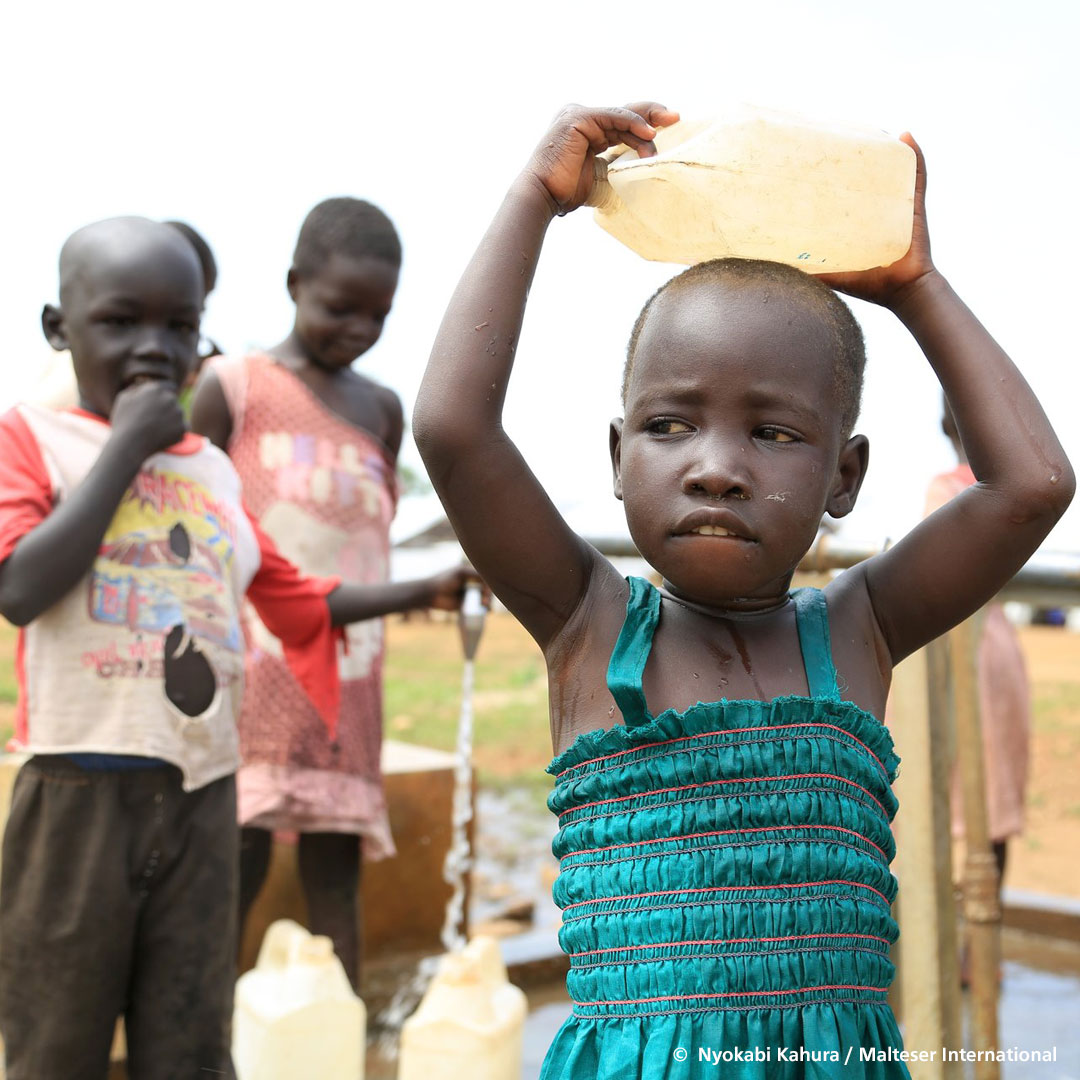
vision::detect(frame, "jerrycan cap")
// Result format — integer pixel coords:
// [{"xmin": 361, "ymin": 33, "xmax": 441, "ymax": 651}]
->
[
  {"xmin": 436, "ymin": 935, "xmax": 507, "ymax": 987},
  {"xmin": 296, "ymin": 934, "xmax": 336, "ymax": 965}
]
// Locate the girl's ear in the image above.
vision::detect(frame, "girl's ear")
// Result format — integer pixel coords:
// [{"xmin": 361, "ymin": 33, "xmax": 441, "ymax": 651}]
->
[
  {"xmin": 609, "ymin": 418, "xmax": 625, "ymax": 500},
  {"xmin": 286, "ymin": 267, "xmax": 300, "ymax": 302},
  {"xmin": 827, "ymin": 434, "xmax": 869, "ymax": 518},
  {"xmin": 41, "ymin": 304, "xmax": 69, "ymax": 352}
]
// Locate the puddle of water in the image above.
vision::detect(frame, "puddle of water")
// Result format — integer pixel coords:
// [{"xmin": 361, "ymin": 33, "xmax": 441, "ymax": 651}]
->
[
  {"xmin": 472, "ymin": 788, "xmax": 560, "ymax": 931},
  {"xmin": 992, "ymin": 959, "xmax": 1080, "ymax": 1079}
]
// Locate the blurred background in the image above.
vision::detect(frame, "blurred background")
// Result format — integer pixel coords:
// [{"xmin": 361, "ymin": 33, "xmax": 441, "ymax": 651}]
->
[{"xmin": 2, "ymin": 0, "xmax": 1078, "ymax": 554}]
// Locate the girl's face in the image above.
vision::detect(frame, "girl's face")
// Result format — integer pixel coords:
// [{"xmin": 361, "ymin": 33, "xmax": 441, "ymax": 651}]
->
[
  {"xmin": 611, "ymin": 280, "xmax": 867, "ymax": 610},
  {"xmin": 289, "ymin": 253, "xmax": 399, "ymax": 371}
]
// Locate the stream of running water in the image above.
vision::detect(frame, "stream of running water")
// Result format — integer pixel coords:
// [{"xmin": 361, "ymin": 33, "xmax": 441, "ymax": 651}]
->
[{"xmin": 373, "ymin": 586, "xmax": 485, "ymax": 1062}]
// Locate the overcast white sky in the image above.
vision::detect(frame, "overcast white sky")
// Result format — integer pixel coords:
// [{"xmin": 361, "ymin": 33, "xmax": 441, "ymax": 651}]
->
[{"xmin": 3, "ymin": 0, "xmax": 1078, "ymax": 553}]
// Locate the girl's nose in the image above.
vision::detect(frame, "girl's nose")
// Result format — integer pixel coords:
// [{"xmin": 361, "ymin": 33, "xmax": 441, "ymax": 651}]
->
[{"xmin": 682, "ymin": 440, "xmax": 752, "ymax": 500}]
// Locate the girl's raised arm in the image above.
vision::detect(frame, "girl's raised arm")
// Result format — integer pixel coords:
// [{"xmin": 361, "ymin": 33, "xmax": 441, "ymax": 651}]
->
[
  {"xmin": 823, "ymin": 136, "xmax": 1074, "ymax": 663},
  {"xmin": 413, "ymin": 104, "xmax": 677, "ymax": 648}
]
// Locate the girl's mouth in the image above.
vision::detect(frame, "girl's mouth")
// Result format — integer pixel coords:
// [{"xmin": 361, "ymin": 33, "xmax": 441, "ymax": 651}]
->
[
  {"xmin": 690, "ymin": 525, "xmax": 739, "ymax": 537},
  {"xmin": 674, "ymin": 508, "xmax": 755, "ymax": 542}
]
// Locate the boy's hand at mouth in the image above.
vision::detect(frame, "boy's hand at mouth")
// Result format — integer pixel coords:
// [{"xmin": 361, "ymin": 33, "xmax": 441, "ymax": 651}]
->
[
  {"xmin": 524, "ymin": 102, "xmax": 680, "ymax": 216},
  {"xmin": 109, "ymin": 378, "xmax": 187, "ymax": 464}
]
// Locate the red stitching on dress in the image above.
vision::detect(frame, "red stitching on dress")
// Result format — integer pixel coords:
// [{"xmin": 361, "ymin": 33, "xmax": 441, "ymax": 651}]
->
[
  {"xmin": 556, "ymin": 721, "xmax": 889, "ymax": 779},
  {"xmin": 562, "ymin": 879, "xmax": 891, "ymax": 913},
  {"xmin": 579, "ymin": 984, "xmax": 887, "ymax": 1007},
  {"xmin": 562, "ymin": 823, "xmax": 888, "ymax": 861},
  {"xmin": 562, "ymin": 835, "xmax": 889, "ymax": 877},
  {"xmin": 577, "ymin": 996, "xmax": 889, "ymax": 1017},
  {"xmin": 563, "ymin": 890, "xmax": 890, "ymax": 923},
  {"xmin": 558, "ymin": 772, "xmax": 888, "ymax": 820},
  {"xmin": 572, "ymin": 944, "xmax": 888, "ymax": 970},
  {"xmin": 559, "ymin": 785, "xmax": 889, "ymax": 835},
  {"xmin": 569, "ymin": 932, "xmax": 892, "ymax": 959}
]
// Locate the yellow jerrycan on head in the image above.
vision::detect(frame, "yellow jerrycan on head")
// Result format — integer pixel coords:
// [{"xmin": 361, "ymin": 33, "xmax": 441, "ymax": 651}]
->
[
  {"xmin": 590, "ymin": 103, "xmax": 917, "ymax": 272},
  {"xmin": 398, "ymin": 936, "xmax": 527, "ymax": 1080},
  {"xmin": 233, "ymin": 919, "xmax": 366, "ymax": 1080}
]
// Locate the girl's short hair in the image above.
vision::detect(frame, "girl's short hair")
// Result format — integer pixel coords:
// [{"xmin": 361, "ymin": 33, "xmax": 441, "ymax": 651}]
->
[
  {"xmin": 623, "ymin": 259, "xmax": 866, "ymax": 438},
  {"xmin": 292, "ymin": 197, "xmax": 402, "ymax": 277}
]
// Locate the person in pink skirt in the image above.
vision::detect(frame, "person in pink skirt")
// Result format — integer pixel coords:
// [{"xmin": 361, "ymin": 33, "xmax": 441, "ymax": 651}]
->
[{"xmin": 192, "ymin": 197, "xmax": 424, "ymax": 987}]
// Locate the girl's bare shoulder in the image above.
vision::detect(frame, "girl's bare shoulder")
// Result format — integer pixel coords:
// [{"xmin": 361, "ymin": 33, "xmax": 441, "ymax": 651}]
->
[
  {"xmin": 543, "ymin": 559, "xmax": 632, "ymax": 752},
  {"xmin": 823, "ymin": 567, "xmax": 893, "ymax": 715}
]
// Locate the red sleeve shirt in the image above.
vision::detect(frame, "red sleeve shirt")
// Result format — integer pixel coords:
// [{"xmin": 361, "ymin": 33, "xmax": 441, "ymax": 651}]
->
[
  {"xmin": 244, "ymin": 510, "xmax": 345, "ymax": 739},
  {"xmin": 0, "ymin": 408, "xmax": 54, "ymax": 565},
  {"xmin": 0, "ymin": 407, "xmax": 345, "ymax": 742}
]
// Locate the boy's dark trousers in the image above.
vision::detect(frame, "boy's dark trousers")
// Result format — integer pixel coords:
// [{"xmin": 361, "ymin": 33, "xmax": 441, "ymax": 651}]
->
[{"xmin": 0, "ymin": 756, "xmax": 238, "ymax": 1080}]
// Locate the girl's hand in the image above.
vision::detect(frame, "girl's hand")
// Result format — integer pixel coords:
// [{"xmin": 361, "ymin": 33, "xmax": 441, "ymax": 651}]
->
[
  {"xmin": 817, "ymin": 133, "xmax": 936, "ymax": 308},
  {"xmin": 525, "ymin": 102, "xmax": 680, "ymax": 215},
  {"xmin": 425, "ymin": 565, "xmax": 489, "ymax": 612}
]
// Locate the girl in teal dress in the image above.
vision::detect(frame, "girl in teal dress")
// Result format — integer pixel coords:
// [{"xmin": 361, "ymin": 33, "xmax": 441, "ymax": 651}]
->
[{"xmin": 414, "ymin": 102, "xmax": 1073, "ymax": 1077}]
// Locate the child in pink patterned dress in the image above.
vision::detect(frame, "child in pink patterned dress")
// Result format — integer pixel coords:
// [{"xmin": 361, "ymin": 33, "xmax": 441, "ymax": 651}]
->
[{"xmin": 191, "ymin": 197, "xmax": 414, "ymax": 987}]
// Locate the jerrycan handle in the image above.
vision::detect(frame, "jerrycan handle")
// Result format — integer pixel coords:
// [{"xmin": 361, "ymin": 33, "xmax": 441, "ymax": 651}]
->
[
  {"xmin": 254, "ymin": 918, "xmax": 317, "ymax": 971},
  {"xmin": 585, "ymin": 154, "xmax": 622, "ymax": 212}
]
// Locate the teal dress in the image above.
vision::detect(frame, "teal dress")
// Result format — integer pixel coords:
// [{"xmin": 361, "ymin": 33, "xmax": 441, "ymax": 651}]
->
[{"xmin": 540, "ymin": 578, "xmax": 910, "ymax": 1079}]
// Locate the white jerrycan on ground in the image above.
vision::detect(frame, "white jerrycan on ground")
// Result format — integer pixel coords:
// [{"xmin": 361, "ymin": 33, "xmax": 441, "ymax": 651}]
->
[
  {"xmin": 590, "ymin": 103, "xmax": 916, "ymax": 271},
  {"xmin": 397, "ymin": 936, "xmax": 527, "ymax": 1080},
  {"xmin": 233, "ymin": 918, "xmax": 366, "ymax": 1080}
]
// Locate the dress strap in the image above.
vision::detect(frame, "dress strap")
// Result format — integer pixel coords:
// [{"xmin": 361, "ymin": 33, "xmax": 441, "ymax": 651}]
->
[
  {"xmin": 792, "ymin": 587, "xmax": 841, "ymax": 702},
  {"xmin": 606, "ymin": 577, "xmax": 661, "ymax": 728}
]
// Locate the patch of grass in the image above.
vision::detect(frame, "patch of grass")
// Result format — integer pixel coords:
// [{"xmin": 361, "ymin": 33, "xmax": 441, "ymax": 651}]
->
[
  {"xmin": 0, "ymin": 620, "xmax": 17, "ymax": 706},
  {"xmin": 384, "ymin": 613, "xmax": 554, "ymax": 802},
  {"xmin": 1032, "ymin": 684, "xmax": 1080, "ymax": 733}
]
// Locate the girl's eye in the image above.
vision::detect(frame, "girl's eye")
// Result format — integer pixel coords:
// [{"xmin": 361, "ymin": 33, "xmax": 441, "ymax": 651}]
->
[
  {"xmin": 758, "ymin": 426, "xmax": 798, "ymax": 443},
  {"xmin": 647, "ymin": 418, "xmax": 693, "ymax": 435},
  {"xmin": 102, "ymin": 315, "xmax": 135, "ymax": 327}
]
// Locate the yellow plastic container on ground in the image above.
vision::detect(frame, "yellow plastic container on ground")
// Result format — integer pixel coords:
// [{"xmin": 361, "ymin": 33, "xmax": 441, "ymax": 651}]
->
[
  {"xmin": 233, "ymin": 919, "xmax": 365, "ymax": 1080},
  {"xmin": 591, "ymin": 103, "xmax": 916, "ymax": 271},
  {"xmin": 398, "ymin": 936, "xmax": 527, "ymax": 1080}
]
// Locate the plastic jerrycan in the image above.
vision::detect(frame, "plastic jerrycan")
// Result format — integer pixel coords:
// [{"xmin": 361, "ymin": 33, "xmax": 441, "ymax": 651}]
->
[
  {"xmin": 233, "ymin": 919, "xmax": 366, "ymax": 1080},
  {"xmin": 590, "ymin": 103, "xmax": 916, "ymax": 271},
  {"xmin": 397, "ymin": 936, "xmax": 527, "ymax": 1080}
]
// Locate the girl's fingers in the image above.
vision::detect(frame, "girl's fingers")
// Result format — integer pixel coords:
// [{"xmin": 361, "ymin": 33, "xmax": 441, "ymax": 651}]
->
[
  {"xmin": 899, "ymin": 132, "xmax": 927, "ymax": 199},
  {"xmin": 600, "ymin": 126, "xmax": 657, "ymax": 157},
  {"xmin": 623, "ymin": 101, "xmax": 681, "ymax": 130}
]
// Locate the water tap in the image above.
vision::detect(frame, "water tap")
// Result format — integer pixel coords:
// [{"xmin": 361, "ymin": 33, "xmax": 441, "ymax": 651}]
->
[{"xmin": 459, "ymin": 581, "xmax": 486, "ymax": 660}]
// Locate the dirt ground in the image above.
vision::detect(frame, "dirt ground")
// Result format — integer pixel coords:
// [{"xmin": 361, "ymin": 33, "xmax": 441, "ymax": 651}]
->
[{"xmin": 1002, "ymin": 626, "xmax": 1080, "ymax": 898}]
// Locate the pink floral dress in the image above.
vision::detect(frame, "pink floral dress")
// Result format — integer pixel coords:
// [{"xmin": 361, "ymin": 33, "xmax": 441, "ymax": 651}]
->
[{"xmin": 212, "ymin": 353, "xmax": 398, "ymax": 856}]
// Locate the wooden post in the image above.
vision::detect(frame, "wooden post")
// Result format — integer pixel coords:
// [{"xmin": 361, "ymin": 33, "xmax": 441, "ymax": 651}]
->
[
  {"xmin": 891, "ymin": 641, "xmax": 962, "ymax": 1080},
  {"xmin": 950, "ymin": 615, "xmax": 1001, "ymax": 1080}
]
